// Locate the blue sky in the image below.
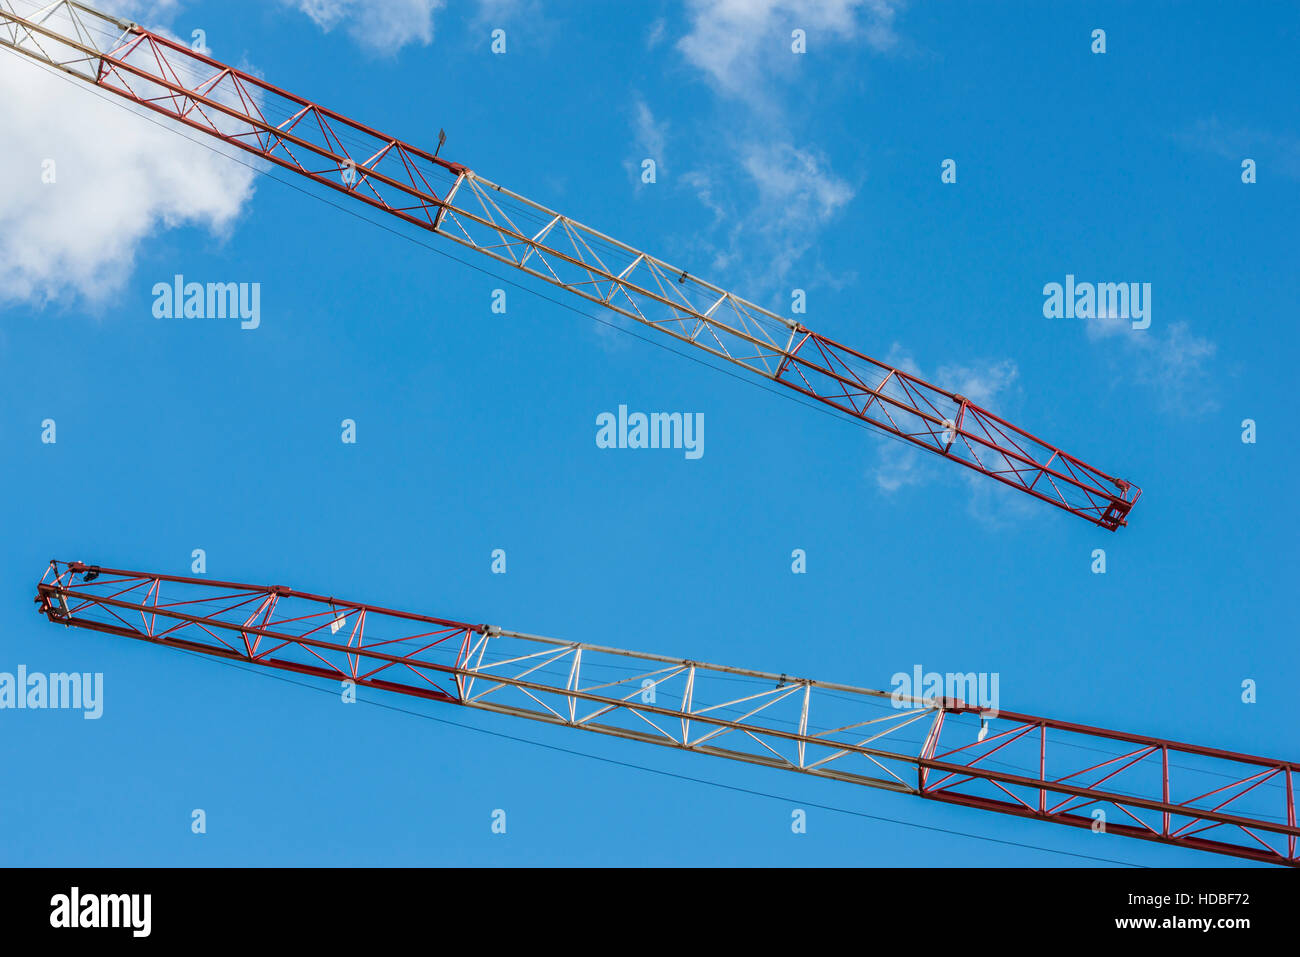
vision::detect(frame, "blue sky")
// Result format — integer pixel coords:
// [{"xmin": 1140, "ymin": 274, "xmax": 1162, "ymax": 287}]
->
[{"xmin": 1, "ymin": 0, "xmax": 1297, "ymax": 867}]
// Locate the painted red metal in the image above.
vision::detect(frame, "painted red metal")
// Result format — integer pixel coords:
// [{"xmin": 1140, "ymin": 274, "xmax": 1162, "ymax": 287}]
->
[
  {"xmin": 36, "ymin": 562, "xmax": 476, "ymax": 704},
  {"xmin": 35, "ymin": 561, "xmax": 1296, "ymax": 865},
  {"xmin": 0, "ymin": 4, "xmax": 1141, "ymax": 530},
  {"xmin": 918, "ymin": 707, "xmax": 1298, "ymax": 866}
]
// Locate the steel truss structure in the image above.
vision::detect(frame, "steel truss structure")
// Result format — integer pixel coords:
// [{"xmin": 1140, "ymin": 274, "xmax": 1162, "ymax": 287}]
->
[
  {"xmin": 35, "ymin": 561, "xmax": 1297, "ymax": 866},
  {"xmin": 0, "ymin": 0, "xmax": 1142, "ymax": 529}
]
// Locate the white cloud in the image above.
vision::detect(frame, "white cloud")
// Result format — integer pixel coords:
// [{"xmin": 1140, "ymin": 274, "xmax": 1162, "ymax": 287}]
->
[
  {"xmin": 95, "ymin": 0, "xmax": 183, "ymax": 22},
  {"xmin": 1176, "ymin": 117, "xmax": 1300, "ymax": 181},
  {"xmin": 871, "ymin": 345, "xmax": 1029, "ymax": 528},
  {"xmin": 934, "ymin": 357, "xmax": 1020, "ymax": 408},
  {"xmin": 737, "ymin": 140, "xmax": 854, "ymax": 278},
  {"xmin": 677, "ymin": 0, "xmax": 902, "ymax": 104},
  {"xmin": 1087, "ymin": 318, "xmax": 1219, "ymax": 413},
  {"xmin": 91, "ymin": 0, "xmax": 450, "ymax": 55},
  {"xmin": 646, "ymin": 17, "xmax": 667, "ymax": 50},
  {"xmin": 882, "ymin": 342, "xmax": 922, "ymax": 378},
  {"xmin": 625, "ymin": 97, "xmax": 670, "ymax": 192},
  {"xmin": 632, "ymin": 99, "xmax": 668, "ymax": 170},
  {"xmin": 654, "ymin": 1, "xmax": 904, "ymax": 293},
  {"xmin": 860, "ymin": 0, "xmax": 902, "ymax": 51},
  {"xmin": 0, "ymin": 41, "xmax": 255, "ymax": 307},
  {"xmin": 873, "ymin": 439, "xmax": 924, "ymax": 493},
  {"xmin": 281, "ymin": 0, "xmax": 444, "ymax": 54},
  {"xmin": 742, "ymin": 140, "xmax": 854, "ymax": 222},
  {"xmin": 686, "ymin": 140, "xmax": 854, "ymax": 284},
  {"xmin": 475, "ymin": 0, "xmax": 531, "ymax": 21},
  {"xmin": 680, "ymin": 169, "xmax": 726, "ymax": 225}
]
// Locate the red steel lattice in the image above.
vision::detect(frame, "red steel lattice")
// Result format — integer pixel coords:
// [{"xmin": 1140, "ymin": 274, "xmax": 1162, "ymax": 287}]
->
[{"xmin": 35, "ymin": 561, "xmax": 1297, "ymax": 866}]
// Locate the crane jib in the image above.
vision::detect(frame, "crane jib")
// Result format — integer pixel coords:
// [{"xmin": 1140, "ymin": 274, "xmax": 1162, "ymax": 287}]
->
[
  {"xmin": 33, "ymin": 561, "xmax": 1299, "ymax": 866},
  {"xmin": 0, "ymin": 0, "xmax": 1142, "ymax": 530}
]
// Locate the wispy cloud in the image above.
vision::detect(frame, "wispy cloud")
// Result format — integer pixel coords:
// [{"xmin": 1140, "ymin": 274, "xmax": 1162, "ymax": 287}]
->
[
  {"xmin": 677, "ymin": 0, "xmax": 901, "ymax": 108},
  {"xmin": 639, "ymin": 1, "xmax": 904, "ymax": 294},
  {"xmin": 476, "ymin": 0, "xmax": 537, "ymax": 19},
  {"xmin": 1175, "ymin": 117, "xmax": 1300, "ymax": 181},
  {"xmin": 96, "ymin": 0, "xmax": 183, "ymax": 21},
  {"xmin": 626, "ymin": 98, "xmax": 669, "ymax": 189},
  {"xmin": 870, "ymin": 345, "xmax": 1034, "ymax": 528},
  {"xmin": 281, "ymin": 0, "xmax": 445, "ymax": 54},
  {"xmin": 646, "ymin": 17, "xmax": 667, "ymax": 50},
  {"xmin": 742, "ymin": 141, "xmax": 855, "ymax": 222},
  {"xmin": 679, "ymin": 170, "xmax": 726, "ymax": 225},
  {"xmin": 720, "ymin": 140, "xmax": 855, "ymax": 281},
  {"xmin": 665, "ymin": 141, "xmax": 857, "ymax": 282},
  {"xmin": 90, "ymin": 0, "xmax": 452, "ymax": 56},
  {"xmin": 1087, "ymin": 318, "xmax": 1219, "ymax": 414},
  {"xmin": 933, "ymin": 357, "xmax": 1020, "ymax": 409}
]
